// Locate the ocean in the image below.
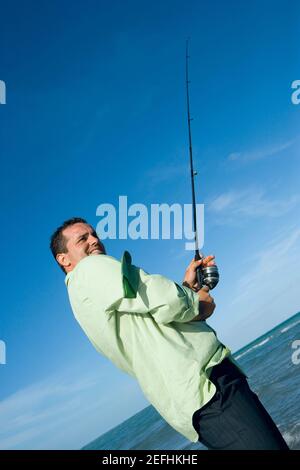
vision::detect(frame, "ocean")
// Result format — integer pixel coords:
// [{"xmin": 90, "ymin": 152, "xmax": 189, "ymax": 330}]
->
[{"xmin": 83, "ymin": 311, "xmax": 300, "ymax": 450}]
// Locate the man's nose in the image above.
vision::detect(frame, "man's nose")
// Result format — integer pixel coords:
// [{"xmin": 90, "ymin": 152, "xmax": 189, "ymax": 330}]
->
[{"xmin": 89, "ymin": 234, "xmax": 99, "ymax": 245}]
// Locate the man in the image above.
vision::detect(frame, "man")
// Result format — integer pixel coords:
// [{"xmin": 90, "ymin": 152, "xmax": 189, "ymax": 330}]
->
[{"xmin": 50, "ymin": 217, "xmax": 289, "ymax": 450}]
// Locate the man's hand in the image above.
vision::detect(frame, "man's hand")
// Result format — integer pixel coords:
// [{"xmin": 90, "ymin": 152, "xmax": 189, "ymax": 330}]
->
[
  {"xmin": 191, "ymin": 286, "xmax": 216, "ymax": 321},
  {"xmin": 183, "ymin": 255, "xmax": 215, "ymax": 292}
]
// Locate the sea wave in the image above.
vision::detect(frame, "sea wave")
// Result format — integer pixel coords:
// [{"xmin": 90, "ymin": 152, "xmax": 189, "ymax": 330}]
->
[
  {"xmin": 235, "ymin": 336, "xmax": 272, "ymax": 360},
  {"xmin": 235, "ymin": 351, "xmax": 249, "ymax": 360},
  {"xmin": 252, "ymin": 337, "xmax": 272, "ymax": 349},
  {"xmin": 281, "ymin": 320, "xmax": 300, "ymax": 334}
]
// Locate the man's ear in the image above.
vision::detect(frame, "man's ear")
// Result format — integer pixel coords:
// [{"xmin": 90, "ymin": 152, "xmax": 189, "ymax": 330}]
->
[{"xmin": 56, "ymin": 253, "xmax": 71, "ymax": 271}]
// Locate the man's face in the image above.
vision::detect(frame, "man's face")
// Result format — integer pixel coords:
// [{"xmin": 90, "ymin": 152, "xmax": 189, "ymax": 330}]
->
[{"xmin": 57, "ymin": 223, "xmax": 106, "ymax": 273}]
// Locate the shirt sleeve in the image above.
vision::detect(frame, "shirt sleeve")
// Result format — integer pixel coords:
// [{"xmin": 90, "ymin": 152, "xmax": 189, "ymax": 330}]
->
[
  {"xmin": 70, "ymin": 254, "xmax": 200, "ymax": 325},
  {"xmin": 116, "ymin": 273, "xmax": 200, "ymax": 324}
]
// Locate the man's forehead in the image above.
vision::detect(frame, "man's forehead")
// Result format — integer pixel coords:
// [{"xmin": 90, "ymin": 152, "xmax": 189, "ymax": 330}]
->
[{"xmin": 64, "ymin": 223, "xmax": 94, "ymax": 239}]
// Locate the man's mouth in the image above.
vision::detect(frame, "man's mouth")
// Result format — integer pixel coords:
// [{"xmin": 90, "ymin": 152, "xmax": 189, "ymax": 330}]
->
[{"xmin": 89, "ymin": 248, "xmax": 103, "ymax": 255}]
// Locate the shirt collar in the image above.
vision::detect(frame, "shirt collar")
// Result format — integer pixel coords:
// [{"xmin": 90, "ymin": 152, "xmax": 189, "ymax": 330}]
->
[{"xmin": 65, "ymin": 272, "xmax": 71, "ymax": 286}]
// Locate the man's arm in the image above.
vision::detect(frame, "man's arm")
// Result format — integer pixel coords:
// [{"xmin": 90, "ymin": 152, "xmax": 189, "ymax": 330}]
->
[
  {"xmin": 69, "ymin": 254, "xmax": 202, "ymax": 325},
  {"xmin": 112, "ymin": 272, "xmax": 201, "ymax": 324},
  {"xmin": 188, "ymin": 286, "xmax": 216, "ymax": 321}
]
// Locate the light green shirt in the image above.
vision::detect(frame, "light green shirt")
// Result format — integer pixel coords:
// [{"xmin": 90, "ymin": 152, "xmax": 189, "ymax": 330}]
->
[{"xmin": 65, "ymin": 252, "xmax": 232, "ymax": 442}]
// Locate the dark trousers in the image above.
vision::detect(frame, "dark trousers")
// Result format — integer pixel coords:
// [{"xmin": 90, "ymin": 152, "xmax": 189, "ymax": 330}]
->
[{"xmin": 192, "ymin": 358, "xmax": 289, "ymax": 450}]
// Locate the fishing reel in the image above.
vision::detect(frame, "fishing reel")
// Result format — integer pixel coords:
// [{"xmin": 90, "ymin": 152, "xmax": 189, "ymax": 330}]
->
[{"xmin": 195, "ymin": 251, "xmax": 219, "ymax": 290}]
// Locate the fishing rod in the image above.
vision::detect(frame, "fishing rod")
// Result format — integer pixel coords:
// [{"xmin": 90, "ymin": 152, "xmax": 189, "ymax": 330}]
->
[{"xmin": 185, "ymin": 39, "xmax": 219, "ymax": 290}]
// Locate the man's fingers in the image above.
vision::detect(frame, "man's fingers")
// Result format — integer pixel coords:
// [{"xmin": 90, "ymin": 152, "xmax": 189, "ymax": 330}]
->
[
  {"xmin": 201, "ymin": 285, "xmax": 210, "ymax": 292},
  {"xmin": 188, "ymin": 255, "xmax": 215, "ymax": 270},
  {"xmin": 202, "ymin": 255, "xmax": 215, "ymax": 266},
  {"xmin": 186, "ymin": 259, "xmax": 202, "ymax": 272},
  {"xmin": 193, "ymin": 259, "xmax": 203, "ymax": 266}
]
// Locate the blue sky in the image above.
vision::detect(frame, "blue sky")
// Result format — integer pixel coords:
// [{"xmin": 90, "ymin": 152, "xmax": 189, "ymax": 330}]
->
[{"xmin": 0, "ymin": 0, "xmax": 299, "ymax": 449}]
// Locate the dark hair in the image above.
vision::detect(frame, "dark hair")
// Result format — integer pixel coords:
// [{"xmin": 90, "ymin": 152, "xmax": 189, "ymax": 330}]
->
[{"xmin": 50, "ymin": 217, "xmax": 88, "ymax": 273}]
